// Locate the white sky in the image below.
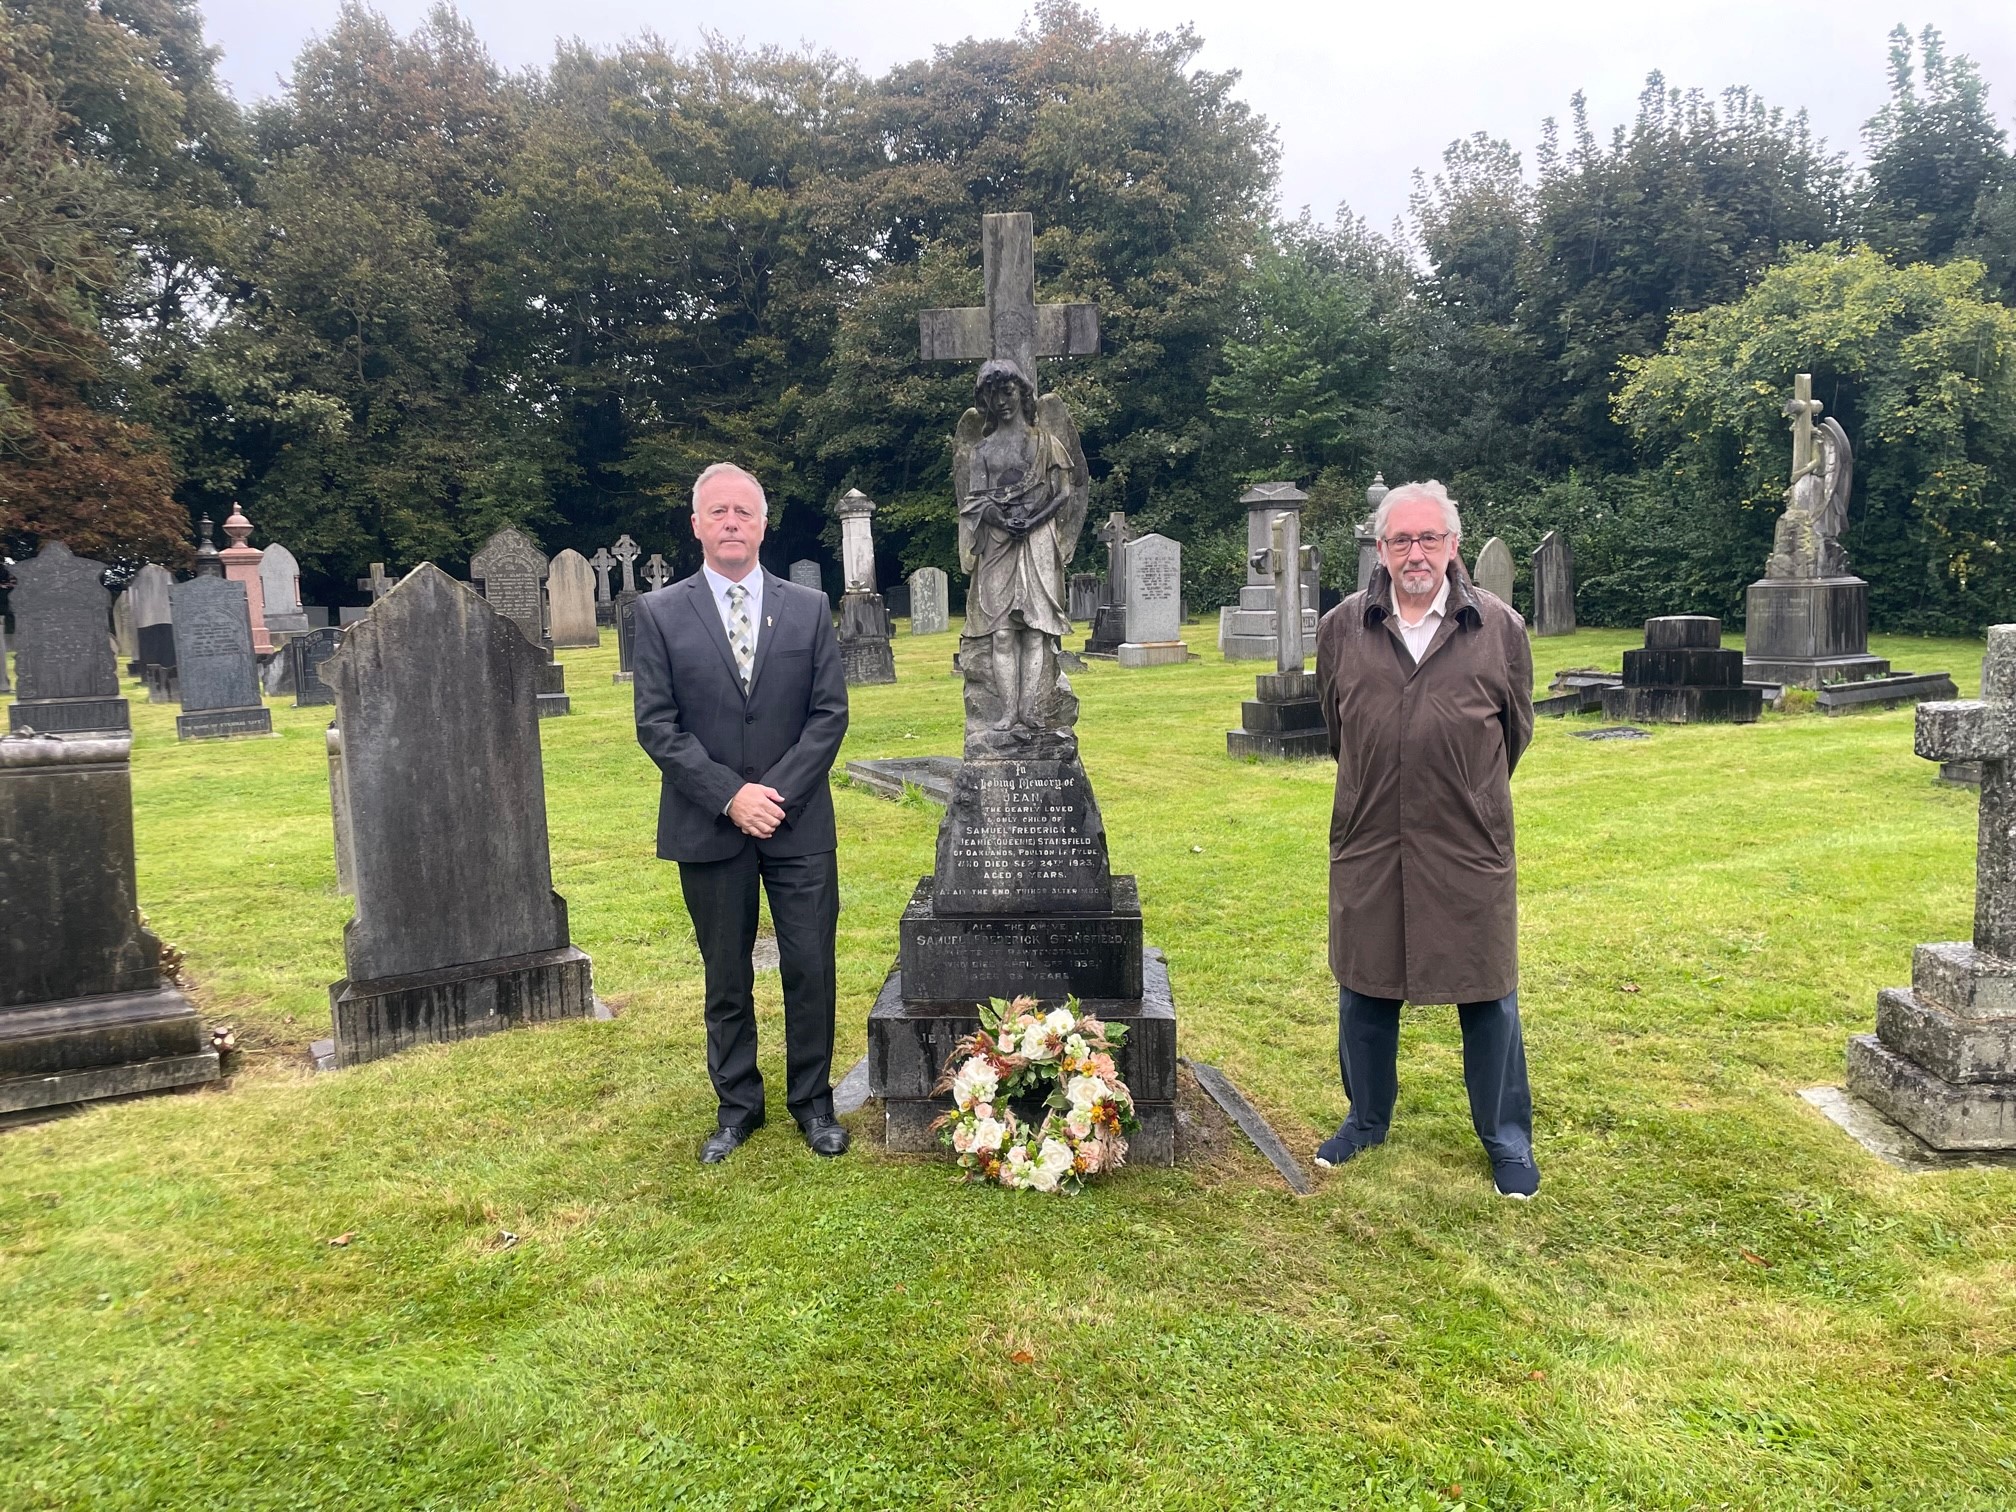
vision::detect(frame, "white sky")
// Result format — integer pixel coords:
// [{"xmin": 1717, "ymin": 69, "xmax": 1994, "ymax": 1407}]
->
[{"xmin": 200, "ymin": 1, "xmax": 2016, "ymax": 234}]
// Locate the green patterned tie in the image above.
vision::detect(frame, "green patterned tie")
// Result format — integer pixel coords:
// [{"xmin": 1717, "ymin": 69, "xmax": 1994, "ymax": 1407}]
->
[{"xmin": 727, "ymin": 583, "xmax": 754, "ymax": 689}]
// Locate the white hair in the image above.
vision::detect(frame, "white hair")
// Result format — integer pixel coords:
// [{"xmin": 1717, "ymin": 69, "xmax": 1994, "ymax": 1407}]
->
[
  {"xmin": 691, "ymin": 462, "xmax": 767, "ymax": 512},
  {"xmin": 1372, "ymin": 480, "xmax": 1462, "ymax": 544}
]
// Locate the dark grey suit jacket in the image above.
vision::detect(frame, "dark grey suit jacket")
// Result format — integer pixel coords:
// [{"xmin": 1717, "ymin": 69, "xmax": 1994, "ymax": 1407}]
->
[{"xmin": 633, "ymin": 568, "xmax": 849, "ymax": 863}]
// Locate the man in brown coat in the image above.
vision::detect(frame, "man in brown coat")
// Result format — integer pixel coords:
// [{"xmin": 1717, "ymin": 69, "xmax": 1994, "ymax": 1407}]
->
[{"xmin": 1313, "ymin": 480, "xmax": 1540, "ymax": 1198}]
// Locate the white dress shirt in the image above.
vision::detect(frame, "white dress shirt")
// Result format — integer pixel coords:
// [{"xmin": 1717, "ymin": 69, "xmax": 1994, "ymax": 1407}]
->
[
  {"xmin": 702, "ymin": 562, "xmax": 764, "ymax": 657},
  {"xmin": 1393, "ymin": 575, "xmax": 1451, "ymax": 664}
]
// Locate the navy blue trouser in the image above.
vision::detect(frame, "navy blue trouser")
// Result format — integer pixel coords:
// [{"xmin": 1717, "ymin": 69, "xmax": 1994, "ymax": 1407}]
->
[{"xmin": 1337, "ymin": 986, "xmax": 1534, "ymax": 1163}]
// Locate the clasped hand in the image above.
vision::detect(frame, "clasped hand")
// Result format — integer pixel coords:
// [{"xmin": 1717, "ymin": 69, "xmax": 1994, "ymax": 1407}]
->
[{"xmin": 727, "ymin": 782, "xmax": 788, "ymax": 838}]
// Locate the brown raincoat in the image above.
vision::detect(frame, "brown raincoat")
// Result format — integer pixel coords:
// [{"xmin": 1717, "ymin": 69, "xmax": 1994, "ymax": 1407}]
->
[{"xmin": 1315, "ymin": 563, "xmax": 1533, "ymax": 1004}]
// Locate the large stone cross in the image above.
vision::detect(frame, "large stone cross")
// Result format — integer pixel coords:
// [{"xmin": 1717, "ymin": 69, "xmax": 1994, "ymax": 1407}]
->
[
  {"xmin": 356, "ymin": 563, "xmax": 391, "ymax": 601},
  {"xmin": 917, "ymin": 212, "xmax": 1099, "ymax": 384},
  {"xmin": 1096, "ymin": 511, "xmax": 1131, "ymax": 586},
  {"xmin": 1917, "ymin": 625, "xmax": 2016, "ymax": 959},
  {"xmin": 588, "ymin": 547, "xmax": 616, "ymax": 603},
  {"xmin": 1785, "ymin": 372, "xmax": 1824, "ymax": 481},
  {"xmin": 611, "ymin": 534, "xmax": 640, "ymax": 595},
  {"xmin": 644, "ymin": 553, "xmax": 669, "ymax": 591}
]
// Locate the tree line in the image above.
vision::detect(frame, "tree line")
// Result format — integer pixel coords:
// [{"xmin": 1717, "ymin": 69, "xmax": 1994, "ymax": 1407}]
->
[{"xmin": 2, "ymin": 1, "xmax": 2013, "ymax": 631}]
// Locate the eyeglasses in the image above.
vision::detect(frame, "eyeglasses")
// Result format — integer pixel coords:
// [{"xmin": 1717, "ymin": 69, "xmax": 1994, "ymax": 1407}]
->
[{"xmin": 1382, "ymin": 531, "xmax": 1449, "ymax": 554}]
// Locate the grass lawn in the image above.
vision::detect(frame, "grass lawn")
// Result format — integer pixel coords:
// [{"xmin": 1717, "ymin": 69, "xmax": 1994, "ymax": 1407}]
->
[{"xmin": 3, "ymin": 617, "xmax": 2013, "ymax": 1510}]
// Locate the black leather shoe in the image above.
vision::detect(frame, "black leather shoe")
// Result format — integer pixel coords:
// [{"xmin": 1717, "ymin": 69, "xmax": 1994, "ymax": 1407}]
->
[
  {"xmin": 801, "ymin": 1115, "xmax": 849, "ymax": 1157},
  {"xmin": 700, "ymin": 1122, "xmax": 760, "ymax": 1165}
]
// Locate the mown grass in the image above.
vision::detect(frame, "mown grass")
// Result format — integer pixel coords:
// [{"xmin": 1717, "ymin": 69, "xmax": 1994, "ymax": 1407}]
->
[{"xmin": 2, "ymin": 618, "xmax": 2012, "ymax": 1510}]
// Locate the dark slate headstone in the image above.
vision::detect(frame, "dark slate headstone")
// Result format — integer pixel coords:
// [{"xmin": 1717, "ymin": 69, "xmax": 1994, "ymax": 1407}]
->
[
  {"xmin": 6, "ymin": 541, "xmax": 129, "ymax": 737},
  {"xmin": 612, "ymin": 589, "xmax": 640, "ymax": 684},
  {"xmin": 320, "ymin": 564, "xmax": 594, "ymax": 1066},
  {"xmin": 1531, "ymin": 530, "xmax": 1576, "ymax": 637},
  {"xmin": 170, "ymin": 576, "xmax": 272, "ymax": 739},
  {"xmin": 469, "ymin": 526, "xmax": 549, "ymax": 647},
  {"xmin": 289, "ymin": 626, "xmax": 345, "ymax": 708},
  {"xmin": 0, "ymin": 733, "xmax": 218, "ymax": 1113}
]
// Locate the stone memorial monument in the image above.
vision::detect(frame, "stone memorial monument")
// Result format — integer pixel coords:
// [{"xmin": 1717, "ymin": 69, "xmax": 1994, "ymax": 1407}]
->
[
  {"xmin": 1600, "ymin": 616, "xmax": 1762, "ymax": 724},
  {"xmin": 835, "ymin": 489, "xmax": 896, "ymax": 685},
  {"xmin": 1117, "ymin": 532, "xmax": 1190, "ymax": 667},
  {"xmin": 1473, "ymin": 536, "xmax": 1515, "ymax": 604},
  {"xmin": 612, "ymin": 591, "xmax": 640, "ymax": 684},
  {"xmin": 644, "ymin": 553, "xmax": 670, "ymax": 592},
  {"xmin": 171, "ymin": 575, "xmax": 273, "ymax": 739},
  {"xmin": 6, "ymin": 542, "xmax": 130, "ymax": 737},
  {"xmin": 111, "ymin": 591, "xmax": 139, "ymax": 663},
  {"xmin": 1228, "ymin": 508, "xmax": 1327, "ymax": 759},
  {"xmin": 470, "ymin": 526, "xmax": 569, "ymax": 717},
  {"xmin": 910, "ymin": 566, "xmax": 950, "ymax": 635},
  {"xmin": 1357, "ymin": 474, "xmax": 1387, "ymax": 592},
  {"xmin": 589, "ymin": 546, "xmax": 617, "ymax": 624},
  {"xmin": 260, "ymin": 541, "xmax": 312, "ymax": 638},
  {"xmin": 317, "ymin": 565, "xmax": 597, "ymax": 1067},
  {"xmin": 1068, "ymin": 572, "xmax": 1102, "ymax": 623},
  {"xmin": 1220, "ymin": 482, "xmax": 1319, "ymax": 659},
  {"xmin": 1846, "ymin": 626, "xmax": 2016, "ymax": 1149},
  {"xmin": 0, "ymin": 732, "xmax": 220, "ymax": 1113},
  {"xmin": 1082, "ymin": 511, "xmax": 1130, "ymax": 657},
  {"xmin": 789, "ymin": 559, "xmax": 824, "ymax": 598},
  {"xmin": 1531, "ymin": 530, "xmax": 1576, "ymax": 636},
  {"xmin": 289, "ymin": 626, "xmax": 344, "ymax": 708},
  {"xmin": 611, "ymin": 535, "xmax": 640, "ymax": 597},
  {"xmin": 547, "ymin": 548, "xmax": 600, "ymax": 648},
  {"xmin": 129, "ymin": 563, "xmax": 175, "ymax": 672},
  {"xmin": 871, "ymin": 210, "xmax": 1177, "ymax": 1163},
  {"xmin": 216, "ymin": 504, "xmax": 274, "ymax": 655}
]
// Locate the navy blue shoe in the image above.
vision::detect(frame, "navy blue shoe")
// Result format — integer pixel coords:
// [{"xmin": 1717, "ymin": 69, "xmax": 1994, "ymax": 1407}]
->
[
  {"xmin": 1492, "ymin": 1157, "xmax": 1541, "ymax": 1199},
  {"xmin": 1314, "ymin": 1127, "xmax": 1381, "ymax": 1169}
]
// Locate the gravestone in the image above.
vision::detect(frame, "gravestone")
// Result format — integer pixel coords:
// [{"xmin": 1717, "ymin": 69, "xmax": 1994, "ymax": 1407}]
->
[
  {"xmin": 0, "ymin": 733, "xmax": 219, "ymax": 1113},
  {"xmin": 327, "ymin": 722, "xmax": 355, "ymax": 896},
  {"xmin": 1356, "ymin": 473, "xmax": 1388, "ymax": 592},
  {"xmin": 789, "ymin": 559, "xmax": 824, "ymax": 598},
  {"xmin": 355, "ymin": 562, "xmax": 392, "ymax": 609},
  {"xmin": 6, "ymin": 541, "xmax": 130, "ymax": 737},
  {"xmin": 0, "ymin": 620, "xmax": 9, "ymax": 694},
  {"xmin": 644, "ymin": 553, "xmax": 670, "ymax": 592},
  {"xmin": 547, "ymin": 548, "xmax": 600, "ymax": 648},
  {"xmin": 1220, "ymin": 483, "xmax": 1318, "ymax": 659},
  {"xmin": 611, "ymin": 590, "xmax": 640, "ymax": 684},
  {"xmin": 873, "ymin": 210, "xmax": 1176, "ymax": 1164},
  {"xmin": 111, "ymin": 591, "xmax": 139, "ymax": 663},
  {"xmin": 1473, "ymin": 537, "xmax": 1515, "ymax": 604},
  {"xmin": 611, "ymin": 535, "xmax": 640, "ymax": 596},
  {"xmin": 1530, "ymin": 530, "xmax": 1576, "ymax": 636},
  {"xmin": 1082, "ymin": 512, "xmax": 1131, "ymax": 657},
  {"xmin": 1117, "ymin": 533, "xmax": 1190, "ymax": 667},
  {"xmin": 1229, "ymin": 508, "xmax": 1326, "ymax": 759},
  {"xmin": 835, "ymin": 490, "xmax": 896, "ymax": 685},
  {"xmin": 589, "ymin": 546, "xmax": 617, "ymax": 625},
  {"xmin": 218, "ymin": 505, "xmax": 275, "ymax": 654},
  {"xmin": 316, "ymin": 564, "xmax": 596, "ymax": 1068},
  {"xmin": 470, "ymin": 528, "xmax": 569, "ymax": 716},
  {"xmin": 260, "ymin": 542, "xmax": 312, "ymax": 637},
  {"xmin": 170, "ymin": 575, "xmax": 272, "ymax": 739},
  {"xmin": 289, "ymin": 626, "xmax": 344, "ymax": 708},
  {"xmin": 129, "ymin": 563, "xmax": 176, "ymax": 673},
  {"xmin": 910, "ymin": 566, "xmax": 950, "ymax": 635},
  {"xmin": 1068, "ymin": 572, "xmax": 1102, "ymax": 623},
  {"xmin": 1599, "ymin": 617, "xmax": 1761, "ymax": 724},
  {"xmin": 1847, "ymin": 626, "xmax": 2016, "ymax": 1150}
]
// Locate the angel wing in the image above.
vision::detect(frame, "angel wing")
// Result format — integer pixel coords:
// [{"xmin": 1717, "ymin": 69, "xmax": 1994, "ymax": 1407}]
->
[
  {"xmin": 953, "ymin": 406, "xmax": 985, "ymax": 576},
  {"xmin": 1816, "ymin": 416, "xmax": 1853, "ymax": 546},
  {"xmin": 1036, "ymin": 392, "xmax": 1091, "ymax": 566}
]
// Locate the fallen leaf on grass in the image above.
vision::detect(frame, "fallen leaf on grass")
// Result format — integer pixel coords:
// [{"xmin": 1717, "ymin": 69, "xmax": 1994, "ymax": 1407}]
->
[
  {"xmin": 1527, "ymin": 1369, "xmax": 1547, "ymax": 1381},
  {"xmin": 326, "ymin": 1232, "xmax": 354, "ymax": 1247},
  {"xmin": 1619, "ymin": 982, "xmax": 1640, "ymax": 993},
  {"xmin": 1008, "ymin": 1348, "xmax": 1034, "ymax": 1365},
  {"xmin": 1739, "ymin": 1248, "xmax": 1770, "ymax": 1268}
]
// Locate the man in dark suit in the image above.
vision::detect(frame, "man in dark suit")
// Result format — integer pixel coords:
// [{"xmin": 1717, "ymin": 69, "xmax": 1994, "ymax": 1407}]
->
[{"xmin": 633, "ymin": 463, "xmax": 851, "ymax": 1163}]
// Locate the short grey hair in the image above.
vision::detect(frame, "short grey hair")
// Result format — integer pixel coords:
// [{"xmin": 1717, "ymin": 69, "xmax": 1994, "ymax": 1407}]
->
[
  {"xmin": 691, "ymin": 462, "xmax": 767, "ymax": 512},
  {"xmin": 1372, "ymin": 480, "xmax": 1462, "ymax": 544}
]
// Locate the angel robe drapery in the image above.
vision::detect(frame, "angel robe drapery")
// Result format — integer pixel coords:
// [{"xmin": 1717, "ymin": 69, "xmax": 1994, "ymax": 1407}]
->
[{"xmin": 959, "ymin": 423, "xmax": 1077, "ymax": 640}]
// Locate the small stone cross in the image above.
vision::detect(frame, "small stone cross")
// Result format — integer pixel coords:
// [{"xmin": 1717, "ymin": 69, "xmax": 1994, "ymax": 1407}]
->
[
  {"xmin": 588, "ymin": 547, "xmax": 616, "ymax": 603},
  {"xmin": 916, "ymin": 212, "xmax": 1098, "ymax": 385},
  {"xmin": 356, "ymin": 562, "xmax": 391, "ymax": 600},
  {"xmin": 1096, "ymin": 511, "xmax": 1131, "ymax": 581},
  {"xmin": 611, "ymin": 535, "xmax": 640, "ymax": 595},
  {"xmin": 1917, "ymin": 625, "xmax": 2016, "ymax": 959},
  {"xmin": 644, "ymin": 553, "xmax": 669, "ymax": 591},
  {"xmin": 1784, "ymin": 372, "xmax": 1825, "ymax": 482}
]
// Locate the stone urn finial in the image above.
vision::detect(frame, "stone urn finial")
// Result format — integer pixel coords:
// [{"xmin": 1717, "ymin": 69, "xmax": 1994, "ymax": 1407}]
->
[{"xmin": 223, "ymin": 503, "xmax": 254, "ymax": 549}]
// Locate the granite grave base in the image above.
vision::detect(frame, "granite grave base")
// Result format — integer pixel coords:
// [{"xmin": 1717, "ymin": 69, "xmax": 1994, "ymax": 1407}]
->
[
  {"xmin": 8, "ymin": 695, "xmax": 131, "ymax": 737},
  {"xmin": 0, "ymin": 985, "xmax": 219, "ymax": 1115},
  {"xmin": 1844, "ymin": 940, "xmax": 2016, "ymax": 1150},
  {"xmin": 1742, "ymin": 577, "xmax": 1890, "ymax": 688},
  {"xmin": 326, "ymin": 944, "xmax": 596, "ymax": 1068},
  {"xmin": 1116, "ymin": 641, "xmax": 1194, "ymax": 667},
  {"xmin": 537, "ymin": 657, "xmax": 570, "ymax": 718},
  {"xmin": 1601, "ymin": 616, "xmax": 1763, "ymax": 724},
  {"xmin": 175, "ymin": 704, "xmax": 274, "ymax": 740},
  {"xmin": 845, "ymin": 756, "xmax": 961, "ymax": 804},
  {"xmin": 1227, "ymin": 668, "xmax": 1327, "ymax": 759}
]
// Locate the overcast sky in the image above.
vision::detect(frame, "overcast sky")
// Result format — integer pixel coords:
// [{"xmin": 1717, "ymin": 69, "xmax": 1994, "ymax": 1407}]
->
[{"xmin": 199, "ymin": 1, "xmax": 2016, "ymax": 234}]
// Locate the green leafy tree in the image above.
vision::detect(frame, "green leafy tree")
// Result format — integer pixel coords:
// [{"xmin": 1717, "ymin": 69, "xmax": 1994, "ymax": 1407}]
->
[{"xmin": 1861, "ymin": 25, "xmax": 2012, "ymax": 267}]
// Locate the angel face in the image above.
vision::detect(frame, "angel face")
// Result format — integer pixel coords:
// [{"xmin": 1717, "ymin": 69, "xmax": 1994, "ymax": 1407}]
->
[{"xmin": 974, "ymin": 359, "xmax": 1037, "ymax": 431}]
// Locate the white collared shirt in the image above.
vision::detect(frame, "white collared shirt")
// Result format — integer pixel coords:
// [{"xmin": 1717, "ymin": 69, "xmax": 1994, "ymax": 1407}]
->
[
  {"xmin": 701, "ymin": 562, "xmax": 763, "ymax": 657},
  {"xmin": 1392, "ymin": 575, "xmax": 1451, "ymax": 664}
]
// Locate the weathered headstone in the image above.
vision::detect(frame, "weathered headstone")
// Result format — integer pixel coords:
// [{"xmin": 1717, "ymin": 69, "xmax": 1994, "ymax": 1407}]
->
[
  {"xmin": 6, "ymin": 542, "xmax": 130, "ymax": 737},
  {"xmin": 1220, "ymin": 482, "xmax": 1318, "ymax": 659},
  {"xmin": 589, "ymin": 546, "xmax": 617, "ymax": 624},
  {"xmin": 789, "ymin": 559, "xmax": 824, "ymax": 597},
  {"xmin": 1530, "ymin": 530, "xmax": 1576, "ymax": 636},
  {"xmin": 1473, "ymin": 536, "xmax": 1515, "ymax": 604},
  {"xmin": 217, "ymin": 505, "xmax": 274, "ymax": 654},
  {"xmin": 1082, "ymin": 511, "xmax": 1130, "ymax": 657},
  {"xmin": 874, "ymin": 210, "xmax": 1175, "ymax": 1163},
  {"xmin": 1068, "ymin": 572, "xmax": 1102, "ymax": 623},
  {"xmin": 610, "ymin": 534, "xmax": 640, "ymax": 595},
  {"xmin": 611, "ymin": 590, "xmax": 640, "ymax": 684},
  {"xmin": 289, "ymin": 626, "xmax": 344, "ymax": 708},
  {"xmin": 316, "ymin": 565, "xmax": 596, "ymax": 1068},
  {"xmin": 1847, "ymin": 627, "xmax": 2016, "ymax": 1150},
  {"xmin": 471, "ymin": 528, "xmax": 568, "ymax": 716},
  {"xmin": 909, "ymin": 566, "xmax": 950, "ymax": 635},
  {"xmin": 1117, "ymin": 533, "xmax": 1189, "ymax": 667},
  {"xmin": 835, "ymin": 491, "xmax": 895, "ymax": 684},
  {"xmin": 644, "ymin": 553, "xmax": 670, "ymax": 592},
  {"xmin": 0, "ymin": 732, "xmax": 219, "ymax": 1113},
  {"xmin": 260, "ymin": 541, "xmax": 312, "ymax": 637},
  {"xmin": 1599, "ymin": 616, "xmax": 1761, "ymax": 724},
  {"xmin": 326, "ymin": 721, "xmax": 355, "ymax": 896},
  {"xmin": 111, "ymin": 591, "xmax": 139, "ymax": 663},
  {"xmin": 129, "ymin": 564, "xmax": 175, "ymax": 672},
  {"xmin": 1228, "ymin": 509, "xmax": 1327, "ymax": 759},
  {"xmin": 547, "ymin": 548, "xmax": 600, "ymax": 649},
  {"xmin": 170, "ymin": 575, "xmax": 273, "ymax": 739}
]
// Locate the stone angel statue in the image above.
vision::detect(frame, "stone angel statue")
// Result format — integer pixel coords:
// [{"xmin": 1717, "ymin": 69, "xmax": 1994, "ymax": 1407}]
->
[
  {"xmin": 1767, "ymin": 378, "xmax": 1855, "ymax": 580},
  {"xmin": 953, "ymin": 359, "xmax": 1091, "ymax": 735}
]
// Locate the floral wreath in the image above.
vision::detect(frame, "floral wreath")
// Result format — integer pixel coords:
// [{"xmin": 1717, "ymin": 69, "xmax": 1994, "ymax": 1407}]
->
[{"xmin": 931, "ymin": 996, "xmax": 1138, "ymax": 1194}]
